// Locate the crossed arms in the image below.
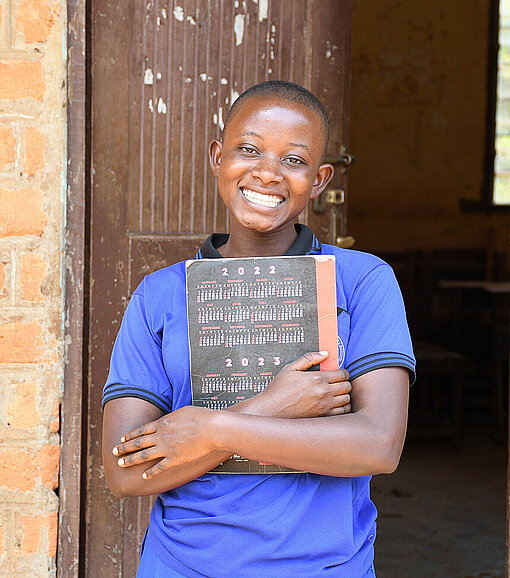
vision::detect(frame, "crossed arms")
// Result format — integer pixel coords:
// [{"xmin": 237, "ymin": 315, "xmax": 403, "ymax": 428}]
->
[{"xmin": 102, "ymin": 349, "xmax": 409, "ymax": 498}]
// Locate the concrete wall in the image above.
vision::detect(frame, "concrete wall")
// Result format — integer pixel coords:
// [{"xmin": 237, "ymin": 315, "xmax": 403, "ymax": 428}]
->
[
  {"xmin": 0, "ymin": 1, "xmax": 65, "ymax": 575},
  {"xmin": 349, "ymin": 0, "xmax": 510, "ymax": 255}
]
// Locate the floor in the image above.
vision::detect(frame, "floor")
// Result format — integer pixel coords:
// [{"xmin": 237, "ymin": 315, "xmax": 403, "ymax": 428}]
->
[{"xmin": 372, "ymin": 429, "xmax": 507, "ymax": 578}]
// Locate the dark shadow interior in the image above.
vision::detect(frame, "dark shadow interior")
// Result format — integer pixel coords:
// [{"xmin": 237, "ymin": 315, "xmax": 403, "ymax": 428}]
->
[
  {"xmin": 372, "ymin": 249, "xmax": 508, "ymax": 577},
  {"xmin": 347, "ymin": 3, "xmax": 509, "ymax": 574}
]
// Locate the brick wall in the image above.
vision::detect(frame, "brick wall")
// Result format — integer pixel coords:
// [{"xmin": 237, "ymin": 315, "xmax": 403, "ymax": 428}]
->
[{"xmin": 0, "ymin": 1, "xmax": 65, "ymax": 576}]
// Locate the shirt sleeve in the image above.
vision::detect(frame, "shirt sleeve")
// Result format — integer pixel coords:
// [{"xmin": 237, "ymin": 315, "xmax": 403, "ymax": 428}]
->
[
  {"xmin": 102, "ymin": 279, "xmax": 173, "ymax": 413},
  {"xmin": 344, "ymin": 263, "xmax": 416, "ymax": 384}
]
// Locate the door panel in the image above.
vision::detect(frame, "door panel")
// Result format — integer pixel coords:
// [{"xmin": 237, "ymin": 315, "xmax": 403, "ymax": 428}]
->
[{"xmin": 87, "ymin": 1, "xmax": 352, "ymax": 575}]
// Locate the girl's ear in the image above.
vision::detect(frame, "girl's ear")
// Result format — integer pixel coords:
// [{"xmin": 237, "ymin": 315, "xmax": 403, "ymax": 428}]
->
[
  {"xmin": 209, "ymin": 139, "xmax": 223, "ymax": 177},
  {"xmin": 310, "ymin": 163, "xmax": 335, "ymax": 200}
]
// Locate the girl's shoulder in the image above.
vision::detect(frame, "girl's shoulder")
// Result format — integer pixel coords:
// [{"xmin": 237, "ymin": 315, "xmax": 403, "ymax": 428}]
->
[
  {"xmin": 319, "ymin": 243, "xmax": 392, "ymax": 284},
  {"xmin": 133, "ymin": 260, "xmax": 188, "ymax": 316}
]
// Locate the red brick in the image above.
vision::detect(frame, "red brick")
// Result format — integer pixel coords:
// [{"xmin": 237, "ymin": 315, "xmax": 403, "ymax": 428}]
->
[
  {"xmin": 49, "ymin": 399, "xmax": 59, "ymax": 433},
  {"xmin": 20, "ymin": 512, "xmax": 57, "ymax": 556},
  {"xmin": 7, "ymin": 382, "xmax": 41, "ymax": 428},
  {"xmin": 24, "ymin": 127, "xmax": 45, "ymax": 175},
  {"xmin": 0, "ymin": 444, "xmax": 59, "ymax": 491},
  {"xmin": 16, "ymin": 0, "xmax": 60, "ymax": 44},
  {"xmin": 20, "ymin": 253, "xmax": 47, "ymax": 302},
  {"xmin": 0, "ymin": 127, "xmax": 15, "ymax": 171},
  {"xmin": 0, "ymin": 321, "xmax": 45, "ymax": 363},
  {"xmin": 0, "ymin": 188, "xmax": 47, "ymax": 237},
  {"xmin": 38, "ymin": 444, "xmax": 59, "ymax": 490},
  {"xmin": 0, "ymin": 60, "xmax": 45, "ymax": 101}
]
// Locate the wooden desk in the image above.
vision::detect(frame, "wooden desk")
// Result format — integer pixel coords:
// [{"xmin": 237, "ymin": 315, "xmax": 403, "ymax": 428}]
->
[{"xmin": 439, "ymin": 280, "xmax": 510, "ymax": 294}]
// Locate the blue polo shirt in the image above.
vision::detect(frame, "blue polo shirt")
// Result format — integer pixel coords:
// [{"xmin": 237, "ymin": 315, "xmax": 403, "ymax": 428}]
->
[{"xmin": 103, "ymin": 225, "xmax": 415, "ymax": 577}]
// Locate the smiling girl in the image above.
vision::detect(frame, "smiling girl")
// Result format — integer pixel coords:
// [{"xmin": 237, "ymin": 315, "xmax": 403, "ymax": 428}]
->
[{"xmin": 102, "ymin": 81, "xmax": 415, "ymax": 577}]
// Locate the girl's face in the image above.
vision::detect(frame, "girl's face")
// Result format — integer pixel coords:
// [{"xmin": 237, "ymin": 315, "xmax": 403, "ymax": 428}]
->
[{"xmin": 209, "ymin": 96, "xmax": 333, "ymax": 237}]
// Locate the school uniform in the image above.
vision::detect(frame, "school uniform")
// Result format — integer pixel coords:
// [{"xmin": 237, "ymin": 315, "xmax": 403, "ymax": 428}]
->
[{"xmin": 103, "ymin": 224, "xmax": 415, "ymax": 577}]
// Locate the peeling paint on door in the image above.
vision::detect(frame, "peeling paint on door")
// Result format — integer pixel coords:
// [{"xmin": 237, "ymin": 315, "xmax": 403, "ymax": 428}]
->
[
  {"xmin": 234, "ymin": 13, "xmax": 245, "ymax": 46},
  {"xmin": 213, "ymin": 106, "xmax": 225, "ymax": 130},
  {"xmin": 258, "ymin": 0, "xmax": 268, "ymax": 22},
  {"xmin": 157, "ymin": 98, "xmax": 167, "ymax": 114},
  {"xmin": 173, "ymin": 5, "xmax": 184, "ymax": 21},
  {"xmin": 143, "ymin": 68, "xmax": 154, "ymax": 85}
]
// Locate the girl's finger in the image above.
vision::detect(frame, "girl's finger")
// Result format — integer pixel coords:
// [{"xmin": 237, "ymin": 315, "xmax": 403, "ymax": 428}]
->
[
  {"xmin": 142, "ymin": 458, "xmax": 170, "ymax": 480},
  {"xmin": 117, "ymin": 446, "xmax": 160, "ymax": 467},
  {"xmin": 331, "ymin": 393, "xmax": 351, "ymax": 408},
  {"xmin": 113, "ymin": 434, "xmax": 157, "ymax": 456},
  {"xmin": 120, "ymin": 421, "xmax": 158, "ymax": 443},
  {"xmin": 331, "ymin": 380, "xmax": 352, "ymax": 395},
  {"xmin": 329, "ymin": 404, "xmax": 351, "ymax": 416},
  {"xmin": 319, "ymin": 369, "xmax": 350, "ymax": 382}
]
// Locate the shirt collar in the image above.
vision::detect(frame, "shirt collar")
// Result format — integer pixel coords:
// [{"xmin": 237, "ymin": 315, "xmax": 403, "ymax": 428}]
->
[{"xmin": 196, "ymin": 224, "xmax": 322, "ymax": 259}]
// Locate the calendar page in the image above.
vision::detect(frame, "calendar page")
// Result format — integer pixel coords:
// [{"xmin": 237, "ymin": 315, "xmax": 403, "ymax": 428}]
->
[{"xmin": 186, "ymin": 254, "xmax": 337, "ymax": 474}]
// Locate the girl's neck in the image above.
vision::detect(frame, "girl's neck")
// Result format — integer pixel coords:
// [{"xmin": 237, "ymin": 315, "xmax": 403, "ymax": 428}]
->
[{"xmin": 218, "ymin": 223, "xmax": 298, "ymax": 258}]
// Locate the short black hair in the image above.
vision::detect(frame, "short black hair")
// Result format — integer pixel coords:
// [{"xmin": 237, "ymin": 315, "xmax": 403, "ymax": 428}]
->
[{"xmin": 223, "ymin": 80, "xmax": 330, "ymax": 159}]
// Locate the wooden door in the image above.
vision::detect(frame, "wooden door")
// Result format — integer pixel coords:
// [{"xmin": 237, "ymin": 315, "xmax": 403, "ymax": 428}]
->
[{"xmin": 86, "ymin": 1, "xmax": 352, "ymax": 575}]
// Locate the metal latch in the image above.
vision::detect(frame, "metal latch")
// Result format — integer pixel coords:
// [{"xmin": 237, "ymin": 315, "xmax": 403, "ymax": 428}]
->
[
  {"xmin": 324, "ymin": 146, "xmax": 354, "ymax": 174},
  {"xmin": 313, "ymin": 187, "xmax": 355, "ymax": 248}
]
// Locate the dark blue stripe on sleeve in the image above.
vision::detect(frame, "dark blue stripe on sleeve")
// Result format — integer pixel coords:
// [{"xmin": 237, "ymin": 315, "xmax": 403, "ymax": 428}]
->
[
  {"xmin": 102, "ymin": 384, "xmax": 172, "ymax": 413},
  {"xmin": 347, "ymin": 352, "xmax": 416, "ymax": 385}
]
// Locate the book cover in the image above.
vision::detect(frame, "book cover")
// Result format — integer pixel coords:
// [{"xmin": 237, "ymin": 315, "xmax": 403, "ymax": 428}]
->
[{"xmin": 186, "ymin": 254, "xmax": 338, "ymax": 473}]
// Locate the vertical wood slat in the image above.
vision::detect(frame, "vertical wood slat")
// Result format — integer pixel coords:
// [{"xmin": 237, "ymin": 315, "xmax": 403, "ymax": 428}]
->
[
  {"xmin": 87, "ymin": 2, "xmax": 132, "ymax": 576},
  {"xmin": 59, "ymin": 0, "xmax": 87, "ymax": 576},
  {"xmin": 307, "ymin": 0, "xmax": 352, "ymax": 240}
]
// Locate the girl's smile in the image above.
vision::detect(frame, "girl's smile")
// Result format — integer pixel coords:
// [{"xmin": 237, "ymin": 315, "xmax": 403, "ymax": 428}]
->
[{"xmin": 239, "ymin": 187, "xmax": 284, "ymax": 208}]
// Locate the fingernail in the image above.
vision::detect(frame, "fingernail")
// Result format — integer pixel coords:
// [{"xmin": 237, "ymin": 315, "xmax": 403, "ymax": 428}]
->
[
  {"xmin": 118, "ymin": 458, "xmax": 124, "ymax": 466},
  {"xmin": 319, "ymin": 350, "xmax": 329, "ymax": 356},
  {"xmin": 142, "ymin": 472, "xmax": 148, "ymax": 479},
  {"xmin": 112, "ymin": 447, "xmax": 118, "ymax": 455},
  {"xmin": 120, "ymin": 436, "xmax": 126, "ymax": 443}
]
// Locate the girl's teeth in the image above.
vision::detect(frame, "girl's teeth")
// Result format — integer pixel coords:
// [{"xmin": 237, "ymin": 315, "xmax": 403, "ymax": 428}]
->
[{"xmin": 241, "ymin": 188, "xmax": 283, "ymax": 207}]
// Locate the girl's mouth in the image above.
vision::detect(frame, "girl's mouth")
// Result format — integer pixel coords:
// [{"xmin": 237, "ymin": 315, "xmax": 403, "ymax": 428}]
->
[{"xmin": 240, "ymin": 187, "xmax": 284, "ymax": 208}]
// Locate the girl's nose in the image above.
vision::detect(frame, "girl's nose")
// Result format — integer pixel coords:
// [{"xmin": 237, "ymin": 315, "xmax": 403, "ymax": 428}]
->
[{"xmin": 250, "ymin": 155, "xmax": 283, "ymax": 185}]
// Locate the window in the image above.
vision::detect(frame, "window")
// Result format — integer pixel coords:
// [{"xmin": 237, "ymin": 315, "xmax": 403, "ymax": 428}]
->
[{"xmin": 492, "ymin": 0, "xmax": 510, "ymax": 204}]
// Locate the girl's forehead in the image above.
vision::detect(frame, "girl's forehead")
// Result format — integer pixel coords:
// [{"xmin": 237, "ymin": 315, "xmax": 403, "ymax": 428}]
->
[
  {"xmin": 235, "ymin": 95, "xmax": 315, "ymax": 119},
  {"xmin": 225, "ymin": 97, "xmax": 321, "ymax": 136}
]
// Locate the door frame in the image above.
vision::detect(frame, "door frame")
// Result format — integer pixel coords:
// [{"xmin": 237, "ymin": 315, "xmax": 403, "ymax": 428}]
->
[{"xmin": 58, "ymin": 1, "xmax": 87, "ymax": 576}]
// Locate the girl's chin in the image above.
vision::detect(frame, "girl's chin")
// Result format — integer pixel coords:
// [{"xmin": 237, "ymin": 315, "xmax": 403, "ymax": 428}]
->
[{"xmin": 234, "ymin": 217, "xmax": 293, "ymax": 235}]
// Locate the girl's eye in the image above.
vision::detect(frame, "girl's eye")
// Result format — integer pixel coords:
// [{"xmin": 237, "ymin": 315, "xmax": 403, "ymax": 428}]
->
[
  {"xmin": 285, "ymin": 157, "xmax": 305, "ymax": 166},
  {"xmin": 239, "ymin": 146, "xmax": 258, "ymax": 154}
]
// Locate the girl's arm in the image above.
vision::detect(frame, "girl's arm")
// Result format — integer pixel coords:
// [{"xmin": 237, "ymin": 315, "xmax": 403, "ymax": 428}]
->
[
  {"xmin": 103, "ymin": 398, "xmax": 231, "ymax": 497},
  {"xmin": 208, "ymin": 367, "xmax": 409, "ymax": 477},
  {"xmin": 109, "ymin": 366, "xmax": 408, "ymax": 496},
  {"xmin": 103, "ymin": 351, "xmax": 352, "ymax": 497}
]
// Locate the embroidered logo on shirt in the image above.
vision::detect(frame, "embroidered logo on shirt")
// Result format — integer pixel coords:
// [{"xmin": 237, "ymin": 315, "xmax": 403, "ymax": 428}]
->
[{"xmin": 338, "ymin": 336, "xmax": 345, "ymax": 367}]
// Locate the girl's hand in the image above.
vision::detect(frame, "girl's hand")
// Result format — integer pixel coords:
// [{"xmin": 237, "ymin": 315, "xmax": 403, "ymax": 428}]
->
[
  {"xmin": 112, "ymin": 352, "xmax": 351, "ymax": 480},
  {"xmin": 245, "ymin": 351, "xmax": 351, "ymax": 419},
  {"xmin": 112, "ymin": 405, "xmax": 216, "ymax": 480}
]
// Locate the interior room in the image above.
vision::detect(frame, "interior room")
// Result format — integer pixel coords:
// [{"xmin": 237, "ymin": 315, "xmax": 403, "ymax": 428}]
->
[{"xmin": 348, "ymin": 2, "xmax": 509, "ymax": 576}]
